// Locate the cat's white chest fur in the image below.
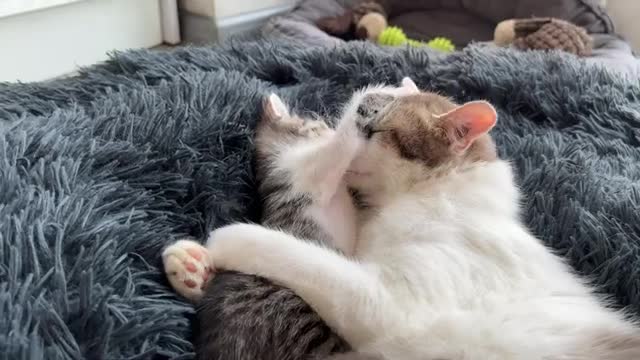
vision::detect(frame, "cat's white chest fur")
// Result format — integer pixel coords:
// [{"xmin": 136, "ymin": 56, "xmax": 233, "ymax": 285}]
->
[
  {"xmin": 349, "ymin": 161, "xmax": 632, "ymax": 358},
  {"xmin": 306, "ymin": 185, "xmax": 358, "ymax": 255}
]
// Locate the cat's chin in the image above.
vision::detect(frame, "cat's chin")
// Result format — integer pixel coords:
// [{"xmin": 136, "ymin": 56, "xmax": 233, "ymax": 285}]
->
[{"xmin": 344, "ymin": 170, "xmax": 374, "ymax": 193}]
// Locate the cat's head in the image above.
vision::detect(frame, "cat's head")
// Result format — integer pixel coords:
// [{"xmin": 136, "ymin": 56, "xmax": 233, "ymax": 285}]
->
[{"xmin": 346, "ymin": 81, "xmax": 498, "ymax": 193}]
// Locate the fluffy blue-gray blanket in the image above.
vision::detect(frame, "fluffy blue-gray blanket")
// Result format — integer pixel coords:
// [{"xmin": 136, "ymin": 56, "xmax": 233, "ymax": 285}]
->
[{"xmin": 1, "ymin": 41, "xmax": 639, "ymax": 359}]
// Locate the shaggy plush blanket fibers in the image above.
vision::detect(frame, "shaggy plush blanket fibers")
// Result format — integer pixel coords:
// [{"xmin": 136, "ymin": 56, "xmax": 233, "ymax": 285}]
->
[{"xmin": 1, "ymin": 41, "xmax": 639, "ymax": 359}]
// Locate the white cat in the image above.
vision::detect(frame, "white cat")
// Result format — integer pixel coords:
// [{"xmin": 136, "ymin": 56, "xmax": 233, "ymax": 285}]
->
[{"xmin": 168, "ymin": 82, "xmax": 640, "ymax": 359}]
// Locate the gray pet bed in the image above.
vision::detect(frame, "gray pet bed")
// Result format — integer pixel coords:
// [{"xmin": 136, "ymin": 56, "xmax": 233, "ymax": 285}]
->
[
  {"xmin": 262, "ymin": 0, "xmax": 639, "ymax": 74},
  {"xmin": 1, "ymin": 39, "xmax": 639, "ymax": 358}
]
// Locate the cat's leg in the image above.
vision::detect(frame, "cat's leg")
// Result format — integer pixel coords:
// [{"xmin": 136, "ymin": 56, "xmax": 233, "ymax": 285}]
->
[
  {"xmin": 162, "ymin": 239, "xmax": 214, "ymax": 302},
  {"xmin": 289, "ymin": 89, "xmax": 401, "ymax": 205},
  {"xmin": 285, "ymin": 117, "xmax": 363, "ymax": 206},
  {"xmin": 206, "ymin": 223, "xmax": 387, "ymax": 346}
]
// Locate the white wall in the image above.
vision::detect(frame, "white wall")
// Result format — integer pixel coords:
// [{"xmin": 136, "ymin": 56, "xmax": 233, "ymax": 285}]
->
[
  {"xmin": 606, "ymin": 0, "xmax": 640, "ymax": 51},
  {"xmin": 0, "ymin": 0, "xmax": 163, "ymax": 82},
  {"xmin": 0, "ymin": 0, "xmax": 82, "ymax": 18},
  {"xmin": 214, "ymin": 0, "xmax": 296, "ymax": 18}
]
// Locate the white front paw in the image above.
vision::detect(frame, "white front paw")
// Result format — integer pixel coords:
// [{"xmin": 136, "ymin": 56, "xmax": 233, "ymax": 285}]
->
[
  {"xmin": 300, "ymin": 120, "xmax": 330, "ymax": 138},
  {"xmin": 163, "ymin": 239, "xmax": 214, "ymax": 302},
  {"xmin": 336, "ymin": 112, "xmax": 362, "ymax": 138},
  {"xmin": 206, "ymin": 223, "xmax": 270, "ymax": 271}
]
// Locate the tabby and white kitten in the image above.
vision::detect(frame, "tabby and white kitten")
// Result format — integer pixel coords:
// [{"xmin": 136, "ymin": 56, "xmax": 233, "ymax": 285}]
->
[
  {"xmin": 162, "ymin": 80, "xmax": 419, "ymax": 359},
  {"xmin": 195, "ymin": 89, "xmax": 640, "ymax": 359}
]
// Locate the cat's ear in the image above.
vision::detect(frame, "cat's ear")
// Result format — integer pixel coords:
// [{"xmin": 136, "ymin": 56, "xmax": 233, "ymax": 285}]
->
[
  {"xmin": 438, "ymin": 101, "xmax": 497, "ymax": 153},
  {"xmin": 263, "ymin": 93, "xmax": 290, "ymax": 120},
  {"xmin": 400, "ymin": 77, "xmax": 420, "ymax": 94}
]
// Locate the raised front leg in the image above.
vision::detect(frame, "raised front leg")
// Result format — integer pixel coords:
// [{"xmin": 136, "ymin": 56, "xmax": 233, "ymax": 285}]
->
[
  {"xmin": 298, "ymin": 84, "xmax": 411, "ymax": 206},
  {"xmin": 285, "ymin": 116, "xmax": 364, "ymax": 207},
  {"xmin": 205, "ymin": 223, "xmax": 386, "ymax": 346}
]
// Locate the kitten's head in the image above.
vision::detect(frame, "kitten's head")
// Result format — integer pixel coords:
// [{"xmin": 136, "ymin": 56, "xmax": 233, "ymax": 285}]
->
[
  {"xmin": 256, "ymin": 94, "xmax": 331, "ymax": 153},
  {"xmin": 259, "ymin": 93, "xmax": 303, "ymax": 136},
  {"xmin": 254, "ymin": 93, "xmax": 334, "ymax": 181},
  {"xmin": 347, "ymin": 84, "xmax": 498, "ymax": 193}
]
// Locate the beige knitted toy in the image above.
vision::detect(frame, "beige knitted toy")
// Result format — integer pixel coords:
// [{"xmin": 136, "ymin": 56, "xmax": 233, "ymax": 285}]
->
[
  {"xmin": 316, "ymin": 1, "xmax": 387, "ymax": 41},
  {"xmin": 494, "ymin": 18, "xmax": 593, "ymax": 57}
]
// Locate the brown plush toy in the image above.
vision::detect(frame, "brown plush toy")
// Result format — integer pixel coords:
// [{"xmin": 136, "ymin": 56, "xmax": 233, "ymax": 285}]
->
[
  {"xmin": 494, "ymin": 18, "xmax": 593, "ymax": 57},
  {"xmin": 317, "ymin": 1, "xmax": 387, "ymax": 41}
]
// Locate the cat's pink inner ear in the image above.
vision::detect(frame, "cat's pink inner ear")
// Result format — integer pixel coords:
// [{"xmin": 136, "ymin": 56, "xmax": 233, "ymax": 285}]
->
[
  {"xmin": 267, "ymin": 93, "xmax": 289, "ymax": 119},
  {"xmin": 401, "ymin": 77, "xmax": 420, "ymax": 93},
  {"xmin": 441, "ymin": 101, "xmax": 497, "ymax": 152}
]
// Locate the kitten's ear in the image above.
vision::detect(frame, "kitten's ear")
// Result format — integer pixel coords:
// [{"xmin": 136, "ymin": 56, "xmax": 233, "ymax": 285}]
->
[
  {"xmin": 263, "ymin": 93, "xmax": 290, "ymax": 120},
  {"xmin": 400, "ymin": 77, "xmax": 420, "ymax": 94},
  {"xmin": 438, "ymin": 101, "xmax": 497, "ymax": 153}
]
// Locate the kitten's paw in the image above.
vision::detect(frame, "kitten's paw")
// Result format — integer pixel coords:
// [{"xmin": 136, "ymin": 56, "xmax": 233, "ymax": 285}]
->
[
  {"xmin": 162, "ymin": 239, "xmax": 214, "ymax": 302},
  {"xmin": 300, "ymin": 120, "xmax": 330, "ymax": 137},
  {"xmin": 207, "ymin": 223, "xmax": 281, "ymax": 272}
]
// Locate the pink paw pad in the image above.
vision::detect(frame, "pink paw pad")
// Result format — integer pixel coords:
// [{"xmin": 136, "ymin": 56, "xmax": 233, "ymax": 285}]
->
[
  {"xmin": 162, "ymin": 240, "xmax": 214, "ymax": 302},
  {"xmin": 185, "ymin": 261, "xmax": 197, "ymax": 273}
]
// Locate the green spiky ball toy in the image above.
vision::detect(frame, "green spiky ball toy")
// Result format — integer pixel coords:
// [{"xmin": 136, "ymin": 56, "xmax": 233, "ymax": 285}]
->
[{"xmin": 378, "ymin": 26, "xmax": 455, "ymax": 52}]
